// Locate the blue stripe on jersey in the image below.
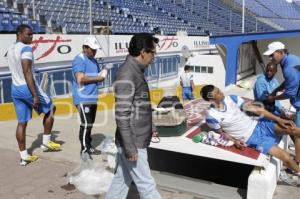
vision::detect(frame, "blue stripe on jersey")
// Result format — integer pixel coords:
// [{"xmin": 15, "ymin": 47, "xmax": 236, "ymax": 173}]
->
[
  {"xmin": 229, "ymin": 95, "xmax": 238, "ymax": 104},
  {"xmin": 21, "ymin": 46, "xmax": 32, "ymax": 54},
  {"xmin": 206, "ymin": 115, "xmax": 221, "ymax": 130},
  {"xmin": 206, "ymin": 115, "xmax": 219, "ymax": 124}
]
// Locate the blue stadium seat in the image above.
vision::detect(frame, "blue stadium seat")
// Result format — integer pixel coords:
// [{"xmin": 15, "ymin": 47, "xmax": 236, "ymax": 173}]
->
[
  {"xmin": 1, "ymin": 18, "xmax": 13, "ymax": 32},
  {"xmin": 0, "ymin": 0, "xmax": 294, "ymax": 34},
  {"xmin": 30, "ymin": 20, "xmax": 40, "ymax": 33},
  {"xmin": 11, "ymin": 19, "xmax": 21, "ymax": 29}
]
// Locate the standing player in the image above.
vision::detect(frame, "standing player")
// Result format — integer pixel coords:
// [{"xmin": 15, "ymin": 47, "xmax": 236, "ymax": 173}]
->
[{"xmin": 7, "ymin": 24, "xmax": 61, "ymax": 166}]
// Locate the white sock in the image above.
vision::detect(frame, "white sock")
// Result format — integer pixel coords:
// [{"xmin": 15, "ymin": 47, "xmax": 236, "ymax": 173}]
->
[
  {"xmin": 20, "ymin": 150, "xmax": 28, "ymax": 160},
  {"xmin": 43, "ymin": 134, "xmax": 51, "ymax": 145}
]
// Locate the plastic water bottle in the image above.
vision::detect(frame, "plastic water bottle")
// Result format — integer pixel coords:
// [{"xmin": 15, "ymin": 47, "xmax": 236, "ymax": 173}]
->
[{"xmin": 192, "ymin": 131, "xmax": 207, "ymax": 143}]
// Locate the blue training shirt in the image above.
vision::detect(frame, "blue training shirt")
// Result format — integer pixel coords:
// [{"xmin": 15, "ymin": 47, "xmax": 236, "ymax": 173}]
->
[
  {"xmin": 72, "ymin": 53, "xmax": 100, "ymax": 105},
  {"xmin": 281, "ymin": 54, "xmax": 300, "ymax": 111},
  {"xmin": 254, "ymin": 73, "xmax": 282, "ymax": 111}
]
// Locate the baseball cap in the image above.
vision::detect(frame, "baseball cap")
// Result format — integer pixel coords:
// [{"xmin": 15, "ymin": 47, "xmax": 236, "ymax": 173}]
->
[
  {"xmin": 83, "ymin": 36, "xmax": 101, "ymax": 50},
  {"xmin": 263, "ymin": 41, "xmax": 285, "ymax": 56}
]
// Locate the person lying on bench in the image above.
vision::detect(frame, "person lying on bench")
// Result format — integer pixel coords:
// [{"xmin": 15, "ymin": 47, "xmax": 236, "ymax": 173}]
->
[{"xmin": 200, "ymin": 84, "xmax": 300, "ymax": 175}]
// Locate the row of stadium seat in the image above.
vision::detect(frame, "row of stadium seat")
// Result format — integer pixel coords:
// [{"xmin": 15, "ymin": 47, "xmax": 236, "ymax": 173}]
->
[
  {"xmin": 235, "ymin": 0, "xmax": 300, "ymax": 30},
  {"xmin": 0, "ymin": 0, "xmax": 44, "ymax": 33},
  {"xmin": 2, "ymin": 0, "xmax": 300, "ymax": 35},
  {"xmin": 0, "ymin": 14, "xmax": 42, "ymax": 32}
]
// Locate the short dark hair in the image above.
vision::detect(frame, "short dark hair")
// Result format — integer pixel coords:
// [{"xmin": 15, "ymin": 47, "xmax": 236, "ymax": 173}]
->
[
  {"xmin": 266, "ymin": 62, "xmax": 277, "ymax": 70},
  {"xmin": 200, "ymin": 84, "xmax": 215, "ymax": 101},
  {"xmin": 83, "ymin": 45, "xmax": 93, "ymax": 50},
  {"xmin": 184, "ymin": 65, "xmax": 191, "ymax": 71},
  {"xmin": 16, "ymin": 24, "xmax": 32, "ymax": 35},
  {"xmin": 128, "ymin": 33, "xmax": 159, "ymax": 56}
]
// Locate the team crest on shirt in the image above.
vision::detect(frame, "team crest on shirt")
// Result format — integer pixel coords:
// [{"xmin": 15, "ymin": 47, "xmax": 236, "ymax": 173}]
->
[{"xmin": 84, "ymin": 107, "xmax": 90, "ymax": 113}]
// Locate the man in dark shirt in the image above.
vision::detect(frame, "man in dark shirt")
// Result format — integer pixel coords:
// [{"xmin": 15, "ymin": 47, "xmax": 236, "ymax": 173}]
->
[{"xmin": 105, "ymin": 33, "xmax": 161, "ymax": 199}]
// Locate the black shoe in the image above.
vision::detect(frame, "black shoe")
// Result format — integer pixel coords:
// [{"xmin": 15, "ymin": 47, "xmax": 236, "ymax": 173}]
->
[{"xmin": 88, "ymin": 147, "xmax": 101, "ymax": 155}]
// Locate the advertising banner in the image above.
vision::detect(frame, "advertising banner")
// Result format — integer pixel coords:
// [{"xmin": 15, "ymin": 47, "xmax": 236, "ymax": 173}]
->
[{"xmin": 0, "ymin": 34, "xmax": 210, "ymax": 68}]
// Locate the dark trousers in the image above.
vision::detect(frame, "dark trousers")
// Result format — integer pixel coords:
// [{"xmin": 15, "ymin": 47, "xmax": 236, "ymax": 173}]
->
[{"xmin": 77, "ymin": 103, "xmax": 97, "ymax": 153}]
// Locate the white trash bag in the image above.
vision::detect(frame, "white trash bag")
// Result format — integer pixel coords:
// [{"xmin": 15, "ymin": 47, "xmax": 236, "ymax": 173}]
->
[
  {"xmin": 100, "ymin": 136, "xmax": 118, "ymax": 171},
  {"xmin": 67, "ymin": 153, "xmax": 114, "ymax": 196}
]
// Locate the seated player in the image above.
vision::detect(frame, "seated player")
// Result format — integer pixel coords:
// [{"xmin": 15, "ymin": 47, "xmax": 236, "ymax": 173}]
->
[{"xmin": 200, "ymin": 84, "xmax": 300, "ymax": 174}]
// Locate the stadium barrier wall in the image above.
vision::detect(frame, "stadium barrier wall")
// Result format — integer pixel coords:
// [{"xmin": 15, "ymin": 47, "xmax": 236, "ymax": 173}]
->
[{"xmin": 0, "ymin": 85, "xmax": 204, "ymax": 121}]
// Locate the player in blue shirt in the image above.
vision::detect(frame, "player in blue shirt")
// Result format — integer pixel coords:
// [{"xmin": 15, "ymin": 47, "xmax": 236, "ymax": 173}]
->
[
  {"xmin": 7, "ymin": 24, "xmax": 61, "ymax": 166},
  {"xmin": 72, "ymin": 36, "xmax": 112, "ymax": 159},
  {"xmin": 264, "ymin": 41, "xmax": 300, "ymax": 167},
  {"xmin": 254, "ymin": 62, "xmax": 282, "ymax": 115}
]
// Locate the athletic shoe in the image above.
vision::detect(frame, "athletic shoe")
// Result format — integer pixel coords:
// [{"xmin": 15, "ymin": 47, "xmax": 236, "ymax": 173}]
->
[
  {"xmin": 81, "ymin": 151, "xmax": 93, "ymax": 161},
  {"xmin": 88, "ymin": 147, "xmax": 101, "ymax": 155},
  {"xmin": 293, "ymin": 171, "xmax": 300, "ymax": 177},
  {"xmin": 216, "ymin": 135, "xmax": 234, "ymax": 147},
  {"xmin": 20, "ymin": 155, "xmax": 38, "ymax": 166},
  {"xmin": 41, "ymin": 140, "xmax": 61, "ymax": 152},
  {"xmin": 279, "ymin": 170, "xmax": 298, "ymax": 186}
]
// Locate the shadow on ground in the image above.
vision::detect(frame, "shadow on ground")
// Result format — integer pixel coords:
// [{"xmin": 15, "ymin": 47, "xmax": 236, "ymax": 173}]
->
[
  {"xmin": 28, "ymin": 130, "xmax": 64, "ymax": 154},
  {"xmin": 91, "ymin": 133, "xmax": 108, "ymax": 148}
]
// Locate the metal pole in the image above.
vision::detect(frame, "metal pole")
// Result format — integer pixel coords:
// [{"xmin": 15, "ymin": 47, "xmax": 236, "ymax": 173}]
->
[
  {"xmin": 255, "ymin": 18, "xmax": 258, "ymax": 32},
  {"xmin": 50, "ymin": 74, "xmax": 56, "ymax": 97},
  {"xmin": 242, "ymin": 0, "xmax": 245, "ymax": 33},
  {"xmin": 106, "ymin": 0, "xmax": 111, "ymax": 34},
  {"xmin": 207, "ymin": 0, "xmax": 210, "ymax": 20},
  {"xmin": 109, "ymin": 67, "xmax": 112, "ymax": 86},
  {"xmin": 0, "ymin": 80, "xmax": 3, "ymax": 103},
  {"xmin": 229, "ymin": 10, "xmax": 232, "ymax": 31},
  {"xmin": 89, "ymin": 0, "xmax": 92, "ymax": 34},
  {"xmin": 157, "ymin": 58, "xmax": 161, "ymax": 88},
  {"xmin": 63, "ymin": 71, "xmax": 66, "ymax": 94},
  {"xmin": 32, "ymin": 0, "xmax": 36, "ymax": 20}
]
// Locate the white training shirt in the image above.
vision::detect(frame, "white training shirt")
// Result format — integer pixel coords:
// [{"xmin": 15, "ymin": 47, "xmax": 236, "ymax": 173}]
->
[
  {"xmin": 7, "ymin": 42, "xmax": 34, "ymax": 86},
  {"xmin": 205, "ymin": 95, "xmax": 257, "ymax": 142},
  {"xmin": 180, "ymin": 72, "xmax": 193, "ymax": 87}
]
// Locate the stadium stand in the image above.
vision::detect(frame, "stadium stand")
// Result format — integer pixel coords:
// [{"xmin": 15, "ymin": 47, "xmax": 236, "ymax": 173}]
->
[
  {"xmin": 178, "ymin": 0, "xmax": 272, "ymax": 33},
  {"xmin": 0, "ymin": 0, "xmax": 44, "ymax": 32},
  {"xmin": 1, "ymin": 0, "xmax": 300, "ymax": 34},
  {"xmin": 235, "ymin": 0, "xmax": 300, "ymax": 30},
  {"xmin": 0, "ymin": 0, "xmax": 276, "ymax": 35}
]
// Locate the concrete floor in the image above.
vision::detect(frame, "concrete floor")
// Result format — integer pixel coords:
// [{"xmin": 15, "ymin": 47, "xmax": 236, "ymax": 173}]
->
[{"xmin": 0, "ymin": 110, "xmax": 299, "ymax": 198}]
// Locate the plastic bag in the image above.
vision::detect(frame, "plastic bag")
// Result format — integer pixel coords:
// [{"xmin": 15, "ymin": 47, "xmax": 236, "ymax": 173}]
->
[
  {"xmin": 67, "ymin": 153, "xmax": 114, "ymax": 196},
  {"xmin": 99, "ymin": 136, "xmax": 118, "ymax": 170}
]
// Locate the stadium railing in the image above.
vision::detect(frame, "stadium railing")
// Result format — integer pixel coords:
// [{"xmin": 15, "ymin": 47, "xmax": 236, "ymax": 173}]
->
[{"xmin": 0, "ymin": 55, "xmax": 180, "ymax": 103}]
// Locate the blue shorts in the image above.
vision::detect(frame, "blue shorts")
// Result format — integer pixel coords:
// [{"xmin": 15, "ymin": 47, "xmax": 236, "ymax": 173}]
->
[
  {"xmin": 12, "ymin": 84, "xmax": 53, "ymax": 123},
  {"xmin": 183, "ymin": 87, "xmax": 194, "ymax": 100},
  {"xmin": 246, "ymin": 119, "xmax": 282, "ymax": 154}
]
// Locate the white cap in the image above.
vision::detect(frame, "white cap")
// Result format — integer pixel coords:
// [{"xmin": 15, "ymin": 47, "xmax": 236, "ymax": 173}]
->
[
  {"xmin": 263, "ymin": 41, "xmax": 285, "ymax": 56},
  {"xmin": 83, "ymin": 36, "xmax": 101, "ymax": 50}
]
